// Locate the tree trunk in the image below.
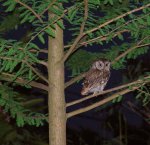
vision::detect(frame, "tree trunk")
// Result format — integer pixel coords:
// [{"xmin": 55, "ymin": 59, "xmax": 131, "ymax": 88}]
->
[{"xmin": 48, "ymin": 20, "xmax": 66, "ymax": 145}]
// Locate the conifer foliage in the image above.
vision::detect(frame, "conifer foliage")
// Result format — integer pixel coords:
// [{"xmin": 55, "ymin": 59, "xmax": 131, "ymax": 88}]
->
[{"xmin": 0, "ymin": 0, "xmax": 150, "ymax": 142}]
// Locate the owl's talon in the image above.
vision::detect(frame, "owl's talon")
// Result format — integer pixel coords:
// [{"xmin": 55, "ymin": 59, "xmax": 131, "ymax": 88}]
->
[{"xmin": 93, "ymin": 92, "xmax": 98, "ymax": 96}]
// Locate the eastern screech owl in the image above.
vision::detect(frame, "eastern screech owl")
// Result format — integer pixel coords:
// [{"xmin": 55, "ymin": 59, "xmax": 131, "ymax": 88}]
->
[{"xmin": 81, "ymin": 59, "xmax": 111, "ymax": 95}]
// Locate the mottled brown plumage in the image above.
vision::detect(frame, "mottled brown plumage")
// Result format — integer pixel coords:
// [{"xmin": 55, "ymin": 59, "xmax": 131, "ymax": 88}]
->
[{"xmin": 81, "ymin": 59, "xmax": 111, "ymax": 95}]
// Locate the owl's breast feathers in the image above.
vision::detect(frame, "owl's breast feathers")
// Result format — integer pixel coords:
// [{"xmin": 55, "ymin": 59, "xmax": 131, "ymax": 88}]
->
[{"xmin": 81, "ymin": 69, "xmax": 110, "ymax": 95}]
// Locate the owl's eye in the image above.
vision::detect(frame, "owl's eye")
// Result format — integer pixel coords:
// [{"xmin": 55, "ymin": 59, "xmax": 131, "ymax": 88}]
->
[
  {"xmin": 99, "ymin": 63, "xmax": 102, "ymax": 67},
  {"xmin": 95, "ymin": 61, "xmax": 103, "ymax": 69},
  {"xmin": 105, "ymin": 62, "xmax": 110, "ymax": 67}
]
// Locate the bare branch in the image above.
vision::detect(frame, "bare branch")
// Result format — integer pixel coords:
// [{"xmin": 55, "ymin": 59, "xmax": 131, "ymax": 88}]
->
[
  {"xmin": 38, "ymin": 49, "xmax": 48, "ymax": 53},
  {"xmin": 66, "ymin": 76, "xmax": 150, "ymax": 107},
  {"xmin": 15, "ymin": 0, "xmax": 43, "ymax": 23},
  {"xmin": 67, "ymin": 84, "xmax": 143, "ymax": 118},
  {"xmin": 21, "ymin": 98, "xmax": 44, "ymax": 106},
  {"xmin": 63, "ymin": 0, "xmax": 88, "ymax": 62},
  {"xmin": 0, "ymin": 72, "xmax": 48, "ymax": 91},
  {"xmin": 38, "ymin": 60, "xmax": 48, "ymax": 67}
]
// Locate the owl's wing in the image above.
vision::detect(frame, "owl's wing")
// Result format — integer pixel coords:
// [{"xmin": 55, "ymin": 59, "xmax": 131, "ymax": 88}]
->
[
  {"xmin": 85, "ymin": 69, "xmax": 107, "ymax": 85},
  {"xmin": 81, "ymin": 69, "xmax": 110, "ymax": 95}
]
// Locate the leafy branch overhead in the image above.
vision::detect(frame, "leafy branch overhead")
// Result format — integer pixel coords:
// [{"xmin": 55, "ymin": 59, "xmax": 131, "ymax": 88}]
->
[{"xmin": 0, "ymin": 0, "xmax": 150, "ymax": 126}]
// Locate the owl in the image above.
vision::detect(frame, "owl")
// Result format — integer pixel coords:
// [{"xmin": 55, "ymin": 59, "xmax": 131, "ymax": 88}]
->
[{"xmin": 81, "ymin": 59, "xmax": 111, "ymax": 95}]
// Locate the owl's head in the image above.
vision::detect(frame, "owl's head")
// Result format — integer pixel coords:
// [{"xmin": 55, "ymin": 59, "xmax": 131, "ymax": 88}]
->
[{"xmin": 92, "ymin": 59, "xmax": 111, "ymax": 70}]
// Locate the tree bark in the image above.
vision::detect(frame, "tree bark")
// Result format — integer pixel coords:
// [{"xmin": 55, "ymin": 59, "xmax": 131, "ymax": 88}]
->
[{"xmin": 48, "ymin": 19, "xmax": 66, "ymax": 145}]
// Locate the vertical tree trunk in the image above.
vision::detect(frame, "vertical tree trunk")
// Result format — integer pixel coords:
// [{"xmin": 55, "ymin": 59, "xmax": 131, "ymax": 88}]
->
[{"xmin": 48, "ymin": 20, "xmax": 66, "ymax": 145}]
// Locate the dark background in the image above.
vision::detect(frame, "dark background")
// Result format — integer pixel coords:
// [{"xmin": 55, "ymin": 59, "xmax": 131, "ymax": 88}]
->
[{"xmin": 0, "ymin": 2, "xmax": 150, "ymax": 145}]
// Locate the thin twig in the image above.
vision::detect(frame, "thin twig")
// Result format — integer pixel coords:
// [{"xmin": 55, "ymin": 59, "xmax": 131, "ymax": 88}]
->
[
  {"xmin": 34, "ymin": 12, "xmax": 149, "ymax": 54},
  {"xmin": 0, "ymin": 72, "xmax": 48, "ymax": 91},
  {"xmin": 24, "ymin": 10, "xmax": 66, "ymax": 50},
  {"xmin": 71, "ymin": 29, "xmax": 129, "ymax": 54},
  {"xmin": 137, "ymin": 88, "xmax": 150, "ymax": 97},
  {"xmin": 21, "ymin": 48, "xmax": 48, "ymax": 54},
  {"xmin": 84, "ymin": 3, "xmax": 150, "ymax": 35},
  {"xmin": 15, "ymin": 0, "xmax": 43, "ymax": 23},
  {"xmin": 39, "ymin": 0, "xmax": 57, "ymax": 16},
  {"xmin": 0, "ymin": 55, "xmax": 47, "ymax": 67},
  {"xmin": 24, "ymin": 2, "xmax": 84, "ymax": 53},
  {"xmin": 113, "ymin": 37, "xmax": 150, "ymax": 63},
  {"xmin": 65, "ymin": 72, "xmax": 86, "ymax": 88},
  {"xmin": 64, "ymin": 12, "xmax": 150, "ymax": 49},
  {"xmin": 0, "ymin": 56, "xmax": 49, "ymax": 84},
  {"xmin": 76, "ymin": 13, "xmax": 150, "ymax": 49},
  {"xmin": 63, "ymin": 0, "xmax": 88, "ymax": 62},
  {"xmin": 25, "ymin": 60, "xmax": 49, "ymax": 84},
  {"xmin": 25, "ymin": 4, "xmax": 80, "ymax": 50}
]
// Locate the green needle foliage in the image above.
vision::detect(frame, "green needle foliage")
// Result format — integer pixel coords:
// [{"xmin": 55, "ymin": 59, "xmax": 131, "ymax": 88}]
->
[
  {"xmin": 0, "ymin": 85, "xmax": 47, "ymax": 127},
  {"xmin": 0, "ymin": 0, "xmax": 149, "ymax": 127}
]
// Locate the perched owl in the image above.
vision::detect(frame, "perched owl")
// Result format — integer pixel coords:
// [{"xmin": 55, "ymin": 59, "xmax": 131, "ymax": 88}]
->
[{"xmin": 81, "ymin": 59, "xmax": 111, "ymax": 95}]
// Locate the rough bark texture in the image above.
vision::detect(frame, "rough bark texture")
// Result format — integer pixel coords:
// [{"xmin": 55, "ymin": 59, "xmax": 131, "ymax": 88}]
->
[{"xmin": 48, "ymin": 23, "xmax": 66, "ymax": 145}]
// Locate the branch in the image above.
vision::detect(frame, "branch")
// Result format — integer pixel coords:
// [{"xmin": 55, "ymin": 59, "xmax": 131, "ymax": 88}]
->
[
  {"xmin": 0, "ymin": 72, "xmax": 48, "ymax": 91},
  {"xmin": 84, "ymin": 3, "xmax": 150, "ymax": 35},
  {"xmin": 25, "ymin": 60, "xmax": 49, "ymax": 84},
  {"xmin": 65, "ymin": 33, "xmax": 150, "ymax": 88},
  {"xmin": 67, "ymin": 85, "xmax": 142, "ymax": 118},
  {"xmin": 63, "ymin": 0, "xmax": 88, "ymax": 62},
  {"xmin": 113, "ymin": 37, "xmax": 150, "ymax": 63},
  {"xmin": 37, "ymin": 60, "xmax": 48, "ymax": 67},
  {"xmin": 65, "ymin": 72, "xmax": 86, "ymax": 88},
  {"xmin": 15, "ymin": 0, "xmax": 43, "ymax": 23},
  {"xmin": 0, "ymin": 55, "xmax": 46, "ymax": 67},
  {"xmin": 38, "ymin": 11, "xmax": 150, "ymax": 54},
  {"xmin": 0, "ymin": 56, "xmax": 49, "ymax": 84},
  {"xmin": 71, "ymin": 29, "xmax": 129, "ymax": 54},
  {"xmin": 24, "ymin": 10, "xmax": 66, "ymax": 50},
  {"xmin": 39, "ymin": 0, "xmax": 57, "ymax": 16},
  {"xmin": 77, "ymin": 12, "xmax": 150, "ymax": 48},
  {"xmin": 21, "ymin": 98, "xmax": 44, "ymax": 106},
  {"xmin": 137, "ymin": 88, "xmax": 150, "ymax": 97},
  {"xmin": 66, "ymin": 76, "xmax": 150, "ymax": 107},
  {"xmin": 64, "ymin": 30, "xmax": 128, "ymax": 49},
  {"xmin": 64, "ymin": 11, "xmax": 150, "ymax": 49},
  {"xmin": 25, "ymin": 3, "xmax": 80, "ymax": 50}
]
